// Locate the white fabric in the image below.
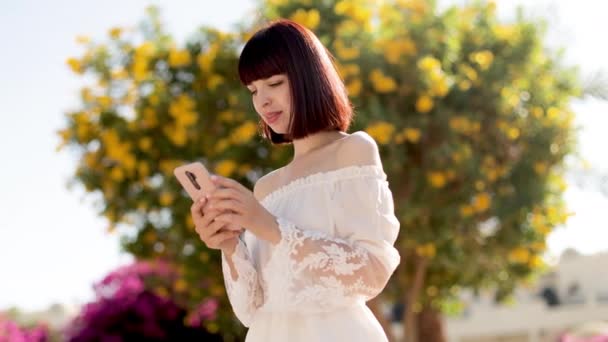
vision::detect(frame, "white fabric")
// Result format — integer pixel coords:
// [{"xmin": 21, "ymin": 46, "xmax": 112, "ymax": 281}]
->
[{"xmin": 220, "ymin": 164, "xmax": 401, "ymax": 341}]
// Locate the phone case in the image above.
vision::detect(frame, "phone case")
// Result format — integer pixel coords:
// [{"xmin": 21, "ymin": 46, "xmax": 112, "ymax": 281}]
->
[
  {"xmin": 174, "ymin": 162, "xmax": 243, "ymax": 233},
  {"xmin": 173, "ymin": 162, "xmax": 216, "ymax": 202}
]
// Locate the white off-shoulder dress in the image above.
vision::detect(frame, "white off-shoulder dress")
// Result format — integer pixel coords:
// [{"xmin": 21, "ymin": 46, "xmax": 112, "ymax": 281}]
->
[{"xmin": 220, "ymin": 164, "xmax": 401, "ymax": 341}]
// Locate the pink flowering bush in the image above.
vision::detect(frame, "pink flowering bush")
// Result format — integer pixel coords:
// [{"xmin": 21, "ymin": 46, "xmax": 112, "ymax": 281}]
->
[
  {"xmin": 0, "ymin": 315, "xmax": 49, "ymax": 342},
  {"xmin": 64, "ymin": 260, "xmax": 222, "ymax": 341}
]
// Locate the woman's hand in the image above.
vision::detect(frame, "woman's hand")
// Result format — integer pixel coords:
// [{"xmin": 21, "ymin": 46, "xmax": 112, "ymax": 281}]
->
[
  {"xmin": 190, "ymin": 197, "xmax": 242, "ymax": 254},
  {"xmin": 205, "ymin": 175, "xmax": 281, "ymax": 245}
]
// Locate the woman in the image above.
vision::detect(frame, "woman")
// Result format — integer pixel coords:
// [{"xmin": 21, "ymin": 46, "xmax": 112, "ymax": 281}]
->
[{"xmin": 190, "ymin": 19, "xmax": 401, "ymax": 341}]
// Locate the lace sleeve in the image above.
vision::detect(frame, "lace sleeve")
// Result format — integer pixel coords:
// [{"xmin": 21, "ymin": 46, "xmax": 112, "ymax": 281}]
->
[
  {"xmin": 221, "ymin": 238, "xmax": 263, "ymax": 327},
  {"xmin": 267, "ymin": 176, "xmax": 401, "ymax": 311}
]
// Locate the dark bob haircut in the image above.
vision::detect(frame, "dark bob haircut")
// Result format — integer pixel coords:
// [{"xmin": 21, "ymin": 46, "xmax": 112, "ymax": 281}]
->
[{"xmin": 238, "ymin": 19, "xmax": 353, "ymax": 144}]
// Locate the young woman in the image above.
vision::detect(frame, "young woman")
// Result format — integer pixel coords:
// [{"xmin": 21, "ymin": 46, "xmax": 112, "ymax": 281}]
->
[{"xmin": 190, "ymin": 19, "xmax": 401, "ymax": 341}]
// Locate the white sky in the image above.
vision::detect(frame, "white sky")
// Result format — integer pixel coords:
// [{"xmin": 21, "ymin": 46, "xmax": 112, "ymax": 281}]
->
[{"xmin": 0, "ymin": 0, "xmax": 606, "ymax": 312}]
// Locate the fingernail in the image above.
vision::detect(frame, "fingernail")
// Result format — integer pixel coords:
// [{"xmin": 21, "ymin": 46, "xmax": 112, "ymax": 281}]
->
[{"xmin": 210, "ymin": 175, "xmax": 217, "ymax": 181}]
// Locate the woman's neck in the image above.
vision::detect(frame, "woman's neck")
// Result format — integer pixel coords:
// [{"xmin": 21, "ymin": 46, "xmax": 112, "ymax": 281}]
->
[{"xmin": 291, "ymin": 130, "xmax": 348, "ymax": 161}]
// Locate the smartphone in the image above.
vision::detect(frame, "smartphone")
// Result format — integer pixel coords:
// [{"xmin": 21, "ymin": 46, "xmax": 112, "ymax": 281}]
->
[
  {"xmin": 174, "ymin": 162, "xmax": 243, "ymax": 233},
  {"xmin": 173, "ymin": 162, "xmax": 215, "ymax": 202}
]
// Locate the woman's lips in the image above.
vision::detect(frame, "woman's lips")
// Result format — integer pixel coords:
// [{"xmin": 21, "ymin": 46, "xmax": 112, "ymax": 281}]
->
[{"xmin": 266, "ymin": 111, "xmax": 281, "ymax": 124}]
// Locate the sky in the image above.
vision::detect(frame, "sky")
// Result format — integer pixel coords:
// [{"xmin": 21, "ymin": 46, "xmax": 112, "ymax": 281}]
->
[{"xmin": 0, "ymin": 0, "xmax": 606, "ymax": 312}]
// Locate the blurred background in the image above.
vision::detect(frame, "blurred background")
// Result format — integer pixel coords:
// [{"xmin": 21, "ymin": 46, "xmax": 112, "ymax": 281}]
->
[{"xmin": 1, "ymin": 0, "xmax": 606, "ymax": 341}]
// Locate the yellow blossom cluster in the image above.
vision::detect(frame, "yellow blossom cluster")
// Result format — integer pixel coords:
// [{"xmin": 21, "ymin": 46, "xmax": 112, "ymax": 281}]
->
[
  {"xmin": 100, "ymin": 129, "xmax": 137, "ymax": 181},
  {"xmin": 449, "ymin": 116, "xmax": 481, "ymax": 136},
  {"xmin": 369, "ymin": 69, "xmax": 397, "ymax": 93},
  {"xmin": 374, "ymin": 38, "xmax": 417, "ymax": 64},
  {"xmin": 164, "ymin": 94, "xmax": 198, "ymax": 146},
  {"xmin": 394, "ymin": 127, "xmax": 422, "ymax": 144},
  {"xmin": 460, "ymin": 192, "xmax": 491, "ymax": 217},
  {"xmin": 365, "ymin": 121, "xmax": 395, "ymax": 144},
  {"xmin": 168, "ymin": 47, "xmax": 192, "ymax": 68},
  {"xmin": 416, "ymin": 243, "xmax": 436, "ymax": 258},
  {"xmin": 290, "ymin": 8, "xmax": 320, "ymax": 30}
]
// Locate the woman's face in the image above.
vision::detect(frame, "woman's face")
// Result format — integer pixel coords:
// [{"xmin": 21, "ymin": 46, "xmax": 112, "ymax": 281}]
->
[{"xmin": 246, "ymin": 73, "xmax": 292, "ymax": 134}]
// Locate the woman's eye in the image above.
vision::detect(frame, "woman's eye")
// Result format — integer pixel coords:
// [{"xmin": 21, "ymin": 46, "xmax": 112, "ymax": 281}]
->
[{"xmin": 270, "ymin": 81, "xmax": 283, "ymax": 87}]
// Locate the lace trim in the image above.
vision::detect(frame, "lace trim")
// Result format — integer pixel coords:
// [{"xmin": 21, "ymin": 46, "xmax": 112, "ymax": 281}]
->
[
  {"xmin": 260, "ymin": 164, "xmax": 386, "ymax": 207},
  {"xmin": 221, "ymin": 240, "xmax": 262, "ymax": 326},
  {"xmin": 271, "ymin": 217, "xmax": 381, "ymax": 310}
]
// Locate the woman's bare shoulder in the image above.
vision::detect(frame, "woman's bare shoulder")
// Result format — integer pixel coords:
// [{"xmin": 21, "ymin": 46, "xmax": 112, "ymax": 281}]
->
[
  {"xmin": 253, "ymin": 168, "xmax": 283, "ymax": 201},
  {"xmin": 336, "ymin": 131, "xmax": 382, "ymax": 167}
]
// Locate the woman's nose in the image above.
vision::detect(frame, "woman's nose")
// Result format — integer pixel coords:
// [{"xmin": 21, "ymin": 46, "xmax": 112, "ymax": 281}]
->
[{"xmin": 258, "ymin": 91, "xmax": 271, "ymax": 107}]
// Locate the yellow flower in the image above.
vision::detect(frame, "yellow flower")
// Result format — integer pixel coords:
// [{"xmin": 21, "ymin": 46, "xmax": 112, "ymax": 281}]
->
[
  {"xmin": 508, "ymin": 247, "xmax": 530, "ymax": 264},
  {"xmin": 534, "ymin": 162, "xmax": 548, "ymax": 174},
  {"xmin": 334, "ymin": 39, "xmax": 360, "ymax": 60},
  {"xmin": 430, "ymin": 74, "xmax": 449, "ymax": 97},
  {"xmin": 163, "ymin": 125, "xmax": 188, "ymax": 146},
  {"xmin": 382, "ymin": 39, "xmax": 417, "ymax": 64},
  {"xmin": 98, "ymin": 95, "xmax": 112, "ymax": 109},
  {"xmin": 460, "ymin": 64, "xmax": 478, "ymax": 82},
  {"xmin": 169, "ymin": 48, "xmax": 192, "ymax": 67},
  {"xmin": 138, "ymin": 137, "xmax": 152, "ymax": 151},
  {"xmin": 365, "ymin": 121, "xmax": 395, "ymax": 145},
  {"xmin": 290, "ymin": 8, "xmax": 321, "ymax": 30},
  {"xmin": 427, "ymin": 171, "xmax": 447, "ymax": 188},
  {"xmin": 215, "ymin": 160, "xmax": 237, "ymax": 177},
  {"xmin": 493, "ymin": 24, "xmax": 518, "ymax": 41},
  {"xmin": 230, "ymin": 121, "xmax": 258, "ymax": 144},
  {"xmin": 469, "ymin": 50, "xmax": 494, "ymax": 70},
  {"xmin": 159, "ymin": 191, "xmax": 174, "ymax": 206},
  {"xmin": 460, "ymin": 205, "xmax": 474, "ymax": 217},
  {"xmin": 334, "ymin": 1, "xmax": 371, "ymax": 24},
  {"xmin": 416, "ymin": 243, "xmax": 436, "ymax": 258},
  {"xmin": 458, "ymin": 80, "xmax": 471, "ymax": 91},
  {"xmin": 109, "ymin": 27, "xmax": 123, "ymax": 39},
  {"xmin": 197, "ymin": 43, "xmax": 219, "ymax": 73},
  {"xmin": 507, "ymin": 127, "xmax": 520, "ymax": 140},
  {"xmin": 346, "ymin": 79, "xmax": 362, "ymax": 96},
  {"xmin": 530, "ymin": 241, "xmax": 546, "ymax": 251},
  {"xmin": 135, "ymin": 41, "xmax": 156, "ymax": 58},
  {"xmin": 137, "ymin": 162, "xmax": 150, "ymax": 179},
  {"xmin": 472, "ymin": 192, "xmax": 491, "ymax": 212},
  {"xmin": 530, "ymin": 106, "xmax": 544, "ymax": 118},
  {"xmin": 174, "ymin": 278, "xmax": 188, "ymax": 292},
  {"xmin": 336, "ymin": 63, "xmax": 360, "ymax": 79},
  {"xmin": 417, "ymin": 56, "xmax": 441, "ymax": 72},
  {"xmin": 208, "ymin": 74, "xmax": 224, "ymax": 90},
  {"xmin": 528, "ymin": 255, "xmax": 544, "ymax": 268},
  {"xmin": 110, "ymin": 167, "xmax": 125, "ymax": 182},
  {"xmin": 404, "ymin": 128, "xmax": 421, "ymax": 143},
  {"xmin": 369, "ymin": 69, "xmax": 397, "ymax": 93},
  {"xmin": 214, "ymin": 138, "xmax": 230, "ymax": 154},
  {"xmin": 66, "ymin": 57, "xmax": 83, "ymax": 74},
  {"xmin": 415, "ymin": 95, "xmax": 434, "ymax": 113}
]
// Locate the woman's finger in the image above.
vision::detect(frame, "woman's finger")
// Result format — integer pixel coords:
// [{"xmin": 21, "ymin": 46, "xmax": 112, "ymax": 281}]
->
[
  {"xmin": 190, "ymin": 198, "xmax": 206, "ymax": 217},
  {"xmin": 207, "ymin": 229, "xmax": 239, "ymax": 249},
  {"xmin": 198, "ymin": 215, "xmax": 226, "ymax": 240},
  {"xmin": 213, "ymin": 212, "xmax": 241, "ymax": 227},
  {"xmin": 208, "ymin": 187, "xmax": 242, "ymax": 202},
  {"xmin": 208, "ymin": 198, "xmax": 243, "ymax": 214},
  {"xmin": 211, "ymin": 175, "xmax": 247, "ymax": 193}
]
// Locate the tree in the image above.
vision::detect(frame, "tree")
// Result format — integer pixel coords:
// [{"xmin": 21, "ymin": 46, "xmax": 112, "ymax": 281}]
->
[{"xmin": 59, "ymin": 1, "xmax": 583, "ymax": 341}]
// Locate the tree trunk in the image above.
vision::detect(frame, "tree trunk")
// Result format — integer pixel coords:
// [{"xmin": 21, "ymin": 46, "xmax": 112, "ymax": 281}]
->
[
  {"xmin": 368, "ymin": 295, "xmax": 396, "ymax": 342},
  {"xmin": 417, "ymin": 306, "xmax": 446, "ymax": 342},
  {"xmin": 402, "ymin": 255, "xmax": 429, "ymax": 342}
]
